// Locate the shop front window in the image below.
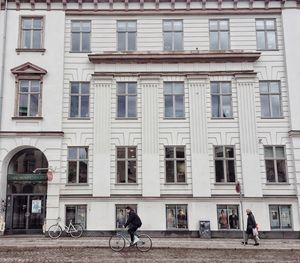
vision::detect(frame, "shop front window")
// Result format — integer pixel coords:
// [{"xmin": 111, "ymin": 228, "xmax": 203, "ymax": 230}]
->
[
  {"xmin": 269, "ymin": 205, "xmax": 292, "ymax": 230},
  {"xmin": 217, "ymin": 205, "xmax": 240, "ymax": 230},
  {"xmin": 65, "ymin": 205, "xmax": 87, "ymax": 229},
  {"xmin": 115, "ymin": 204, "xmax": 137, "ymax": 229},
  {"xmin": 166, "ymin": 205, "xmax": 188, "ymax": 229}
]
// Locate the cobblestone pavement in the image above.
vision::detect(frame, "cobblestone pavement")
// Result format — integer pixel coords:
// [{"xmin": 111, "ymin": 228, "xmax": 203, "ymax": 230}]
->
[{"xmin": 0, "ymin": 247, "xmax": 299, "ymax": 263}]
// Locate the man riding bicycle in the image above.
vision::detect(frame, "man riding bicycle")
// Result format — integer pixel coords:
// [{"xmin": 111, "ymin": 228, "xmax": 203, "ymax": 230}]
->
[{"xmin": 124, "ymin": 206, "xmax": 142, "ymax": 245}]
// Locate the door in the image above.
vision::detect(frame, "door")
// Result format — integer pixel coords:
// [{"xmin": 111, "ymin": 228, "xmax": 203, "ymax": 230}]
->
[
  {"xmin": 12, "ymin": 196, "xmax": 28, "ymax": 230},
  {"xmin": 28, "ymin": 196, "xmax": 45, "ymax": 230}
]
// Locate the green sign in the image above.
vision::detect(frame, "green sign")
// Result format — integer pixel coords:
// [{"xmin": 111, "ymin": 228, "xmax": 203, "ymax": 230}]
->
[{"xmin": 7, "ymin": 173, "xmax": 47, "ymax": 182}]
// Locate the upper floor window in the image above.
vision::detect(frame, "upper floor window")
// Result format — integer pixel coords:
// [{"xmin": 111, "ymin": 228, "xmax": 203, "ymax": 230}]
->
[
  {"xmin": 163, "ymin": 20, "xmax": 183, "ymax": 51},
  {"xmin": 71, "ymin": 21, "xmax": 91, "ymax": 52},
  {"xmin": 20, "ymin": 17, "xmax": 43, "ymax": 49},
  {"xmin": 214, "ymin": 146, "xmax": 236, "ymax": 183},
  {"xmin": 70, "ymin": 82, "xmax": 90, "ymax": 118},
  {"xmin": 164, "ymin": 82, "xmax": 185, "ymax": 118},
  {"xmin": 116, "ymin": 147, "xmax": 137, "ymax": 183},
  {"xmin": 211, "ymin": 82, "xmax": 232, "ymax": 118},
  {"xmin": 264, "ymin": 146, "xmax": 287, "ymax": 183},
  {"xmin": 209, "ymin": 19, "xmax": 230, "ymax": 50},
  {"xmin": 269, "ymin": 205, "xmax": 292, "ymax": 230},
  {"xmin": 67, "ymin": 147, "xmax": 88, "ymax": 184},
  {"xmin": 256, "ymin": 19, "xmax": 277, "ymax": 50},
  {"xmin": 117, "ymin": 21, "xmax": 137, "ymax": 51},
  {"xmin": 117, "ymin": 82, "xmax": 137, "ymax": 118},
  {"xmin": 259, "ymin": 81, "xmax": 282, "ymax": 118},
  {"xmin": 165, "ymin": 146, "xmax": 186, "ymax": 183}
]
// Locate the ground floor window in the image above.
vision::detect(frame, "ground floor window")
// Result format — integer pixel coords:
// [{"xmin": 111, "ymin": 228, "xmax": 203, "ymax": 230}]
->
[
  {"xmin": 65, "ymin": 205, "xmax": 87, "ymax": 229},
  {"xmin": 217, "ymin": 205, "xmax": 239, "ymax": 230},
  {"xmin": 269, "ymin": 205, "xmax": 292, "ymax": 230},
  {"xmin": 166, "ymin": 204, "xmax": 188, "ymax": 229},
  {"xmin": 115, "ymin": 204, "xmax": 137, "ymax": 229}
]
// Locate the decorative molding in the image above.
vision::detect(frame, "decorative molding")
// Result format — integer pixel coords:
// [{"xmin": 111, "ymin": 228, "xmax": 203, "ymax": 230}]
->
[
  {"xmin": 11, "ymin": 62, "xmax": 47, "ymax": 76},
  {"xmin": 0, "ymin": 131, "xmax": 64, "ymax": 137},
  {"xmin": 289, "ymin": 130, "xmax": 300, "ymax": 137}
]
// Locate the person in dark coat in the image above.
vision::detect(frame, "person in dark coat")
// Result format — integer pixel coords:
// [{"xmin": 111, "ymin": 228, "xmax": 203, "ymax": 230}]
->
[
  {"xmin": 124, "ymin": 206, "xmax": 142, "ymax": 245},
  {"xmin": 242, "ymin": 209, "xmax": 259, "ymax": 246}
]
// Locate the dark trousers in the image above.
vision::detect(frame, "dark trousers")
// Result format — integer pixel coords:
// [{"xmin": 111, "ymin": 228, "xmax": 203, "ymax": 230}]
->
[{"xmin": 128, "ymin": 225, "xmax": 138, "ymax": 242}]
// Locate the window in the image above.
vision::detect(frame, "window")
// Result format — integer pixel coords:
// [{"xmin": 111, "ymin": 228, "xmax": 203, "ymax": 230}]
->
[
  {"xmin": 67, "ymin": 147, "xmax": 88, "ymax": 184},
  {"xmin": 269, "ymin": 205, "xmax": 292, "ymax": 230},
  {"xmin": 117, "ymin": 21, "xmax": 136, "ymax": 51},
  {"xmin": 71, "ymin": 21, "xmax": 91, "ymax": 52},
  {"xmin": 17, "ymin": 80, "xmax": 41, "ymax": 117},
  {"xmin": 164, "ymin": 82, "xmax": 185, "ymax": 118},
  {"xmin": 209, "ymin": 19, "xmax": 230, "ymax": 50},
  {"xmin": 214, "ymin": 146, "xmax": 236, "ymax": 183},
  {"xmin": 115, "ymin": 204, "xmax": 137, "ymax": 229},
  {"xmin": 20, "ymin": 17, "xmax": 43, "ymax": 49},
  {"xmin": 264, "ymin": 146, "xmax": 287, "ymax": 183},
  {"xmin": 259, "ymin": 81, "xmax": 282, "ymax": 118},
  {"xmin": 65, "ymin": 205, "xmax": 87, "ymax": 229},
  {"xmin": 256, "ymin": 19, "xmax": 277, "ymax": 50},
  {"xmin": 166, "ymin": 205, "xmax": 188, "ymax": 229},
  {"xmin": 70, "ymin": 82, "xmax": 90, "ymax": 118},
  {"xmin": 116, "ymin": 147, "xmax": 137, "ymax": 183},
  {"xmin": 165, "ymin": 146, "xmax": 186, "ymax": 183},
  {"xmin": 116, "ymin": 82, "xmax": 137, "ymax": 118},
  {"xmin": 163, "ymin": 20, "xmax": 183, "ymax": 51},
  {"xmin": 211, "ymin": 82, "xmax": 232, "ymax": 118},
  {"xmin": 217, "ymin": 205, "xmax": 240, "ymax": 230}
]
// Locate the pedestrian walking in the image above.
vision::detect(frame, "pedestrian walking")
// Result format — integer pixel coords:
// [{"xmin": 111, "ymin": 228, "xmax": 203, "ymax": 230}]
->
[{"xmin": 242, "ymin": 209, "xmax": 259, "ymax": 246}]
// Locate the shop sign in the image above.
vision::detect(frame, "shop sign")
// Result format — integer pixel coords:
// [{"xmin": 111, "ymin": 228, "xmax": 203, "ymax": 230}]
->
[{"xmin": 7, "ymin": 174, "xmax": 47, "ymax": 182}]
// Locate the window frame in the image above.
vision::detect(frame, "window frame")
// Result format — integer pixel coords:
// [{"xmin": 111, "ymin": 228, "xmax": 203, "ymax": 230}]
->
[
  {"xmin": 214, "ymin": 145, "xmax": 236, "ymax": 183},
  {"xmin": 67, "ymin": 147, "xmax": 89, "ymax": 184},
  {"xmin": 163, "ymin": 82, "xmax": 185, "ymax": 119},
  {"xmin": 209, "ymin": 19, "xmax": 230, "ymax": 50},
  {"xmin": 216, "ymin": 204, "xmax": 240, "ymax": 230},
  {"xmin": 269, "ymin": 205, "xmax": 293, "ymax": 230},
  {"xmin": 65, "ymin": 204, "xmax": 87, "ymax": 229},
  {"xmin": 166, "ymin": 204, "xmax": 188, "ymax": 230},
  {"xmin": 116, "ymin": 82, "xmax": 137, "ymax": 119},
  {"xmin": 165, "ymin": 146, "xmax": 186, "ymax": 184},
  {"xmin": 255, "ymin": 18, "xmax": 278, "ymax": 51},
  {"xmin": 163, "ymin": 19, "xmax": 184, "ymax": 51},
  {"xmin": 69, "ymin": 82, "xmax": 90, "ymax": 119},
  {"xmin": 115, "ymin": 204, "xmax": 137, "ymax": 229},
  {"xmin": 116, "ymin": 20, "xmax": 137, "ymax": 51},
  {"xmin": 70, "ymin": 20, "xmax": 91, "ymax": 53},
  {"xmin": 116, "ymin": 146, "xmax": 137, "ymax": 184}
]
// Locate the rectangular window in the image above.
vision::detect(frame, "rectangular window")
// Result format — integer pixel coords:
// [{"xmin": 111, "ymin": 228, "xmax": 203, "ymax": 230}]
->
[
  {"xmin": 163, "ymin": 20, "xmax": 183, "ymax": 51},
  {"xmin": 211, "ymin": 82, "xmax": 232, "ymax": 118},
  {"xmin": 269, "ymin": 205, "xmax": 292, "ymax": 230},
  {"xmin": 166, "ymin": 205, "xmax": 188, "ymax": 229},
  {"xmin": 71, "ymin": 21, "xmax": 91, "ymax": 52},
  {"xmin": 116, "ymin": 82, "xmax": 137, "ymax": 118},
  {"xmin": 209, "ymin": 19, "xmax": 230, "ymax": 50},
  {"xmin": 256, "ymin": 19, "xmax": 277, "ymax": 50},
  {"xmin": 117, "ymin": 21, "xmax": 137, "ymax": 51},
  {"xmin": 67, "ymin": 147, "xmax": 88, "ymax": 184},
  {"xmin": 115, "ymin": 204, "xmax": 137, "ymax": 229},
  {"xmin": 164, "ymin": 82, "xmax": 185, "ymax": 118},
  {"xmin": 259, "ymin": 81, "xmax": 282, "ymax": 118},
  {"xmin": 264, "ymin": 146, "xmax": 287, "ymax": 183},
  {"xmin": 65, "ymin": 205, "xmax": 87, "ymax": 229},
  {"xmin": 18, "ymin": 80, "xmax": 41, "ymax": 117},
  {"xmin": 69, "ymin": 82, "xmax": 90, "ymax": 118},
  {"xmin": 116, "ymin": 147, "xmax": 137, "ymax": 183},
  {"xmin": 20, "ymin": 17, "xmax": 43, "ymax": 49},
  {"xmin": 217, "ymin": 205, "xmax": 240, "ymax": 230},
  {"xmin": 214, "ymin": 146, "xmax": 236, "ymax": 183},
  {"xmin": 165, "ymin": 146, "xmax": 186, "ymax": 183}
]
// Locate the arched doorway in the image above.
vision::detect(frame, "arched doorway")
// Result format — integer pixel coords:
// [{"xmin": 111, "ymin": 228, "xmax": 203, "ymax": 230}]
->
[{"xmin": 5, "ymin": 148, "xmax": 48, "ymax": 234}]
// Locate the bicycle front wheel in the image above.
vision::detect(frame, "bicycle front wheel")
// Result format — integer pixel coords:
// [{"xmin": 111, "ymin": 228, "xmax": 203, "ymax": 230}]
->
[
  {"xmin": 109, "ymin": 235, "xmax": 126, "ymax": 252},
  {"xmin": 136, "ymin": 234, "xmax": 152, "ymax": 252},
  {"xmin": 48, "ymin": 224, "xmax": 62, "ymax": 239},
  {"xmin": 70, "ymin": 224, "xmax": 83, "ymax": 238}
]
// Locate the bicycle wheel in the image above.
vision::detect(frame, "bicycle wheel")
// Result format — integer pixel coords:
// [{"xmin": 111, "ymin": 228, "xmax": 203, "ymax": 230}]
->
[
  {"xmin": 136, "ymin": 234, "xmax": 152, "ymax": 252},
  {"xmin": 48, "ymin": 224, "xmax": 62, "ymax": 239},
  {"xmin": 70, "ymin": 224, "xmax": 83, "ymax": 238},
  {"xmin": 109, "ymin": 234, "xmax": 126, "ymax": 252}
]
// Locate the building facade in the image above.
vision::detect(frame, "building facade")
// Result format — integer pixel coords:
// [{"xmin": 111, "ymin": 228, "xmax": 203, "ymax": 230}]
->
[{"xmin": 0, "ymin": 0, "xmax": 299, "ymax": 237}]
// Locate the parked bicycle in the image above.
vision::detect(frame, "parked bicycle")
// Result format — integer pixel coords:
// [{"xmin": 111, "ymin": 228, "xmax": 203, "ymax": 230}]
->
[
  {"xmin": 47, "ymin": 217, "xmax": 83, "ymax": 239},
  {"xmin": 109, "ymin": 229, "xmax": 152, "ymax": 252}
]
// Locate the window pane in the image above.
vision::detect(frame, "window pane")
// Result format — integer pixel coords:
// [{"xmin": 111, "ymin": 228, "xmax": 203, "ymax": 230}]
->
[
  {"xmin": 71, "ymin": 22, "xmax": 81, "ymax": 32},
  {"xmin": 210, "ymin": 31, "xmax": 219, "ymax": 50},
  {"xmin": 264, "ymin": 147, "xmax": 274, "ymax": 158},
  {"xmin": 117, "ymin": 83, "xmax": 126, "ymax": 94},
  {"xmin": 128, "ymin": 83, "xmax": 136, "ymax": 94},
  {"xmin": 30, "ymin": 81, "xmax": 40, "ymax": 92},
  {"xmin": 128, "ymin": 32, "xmax": 136, "ymax": 51},
  {"xmin": 270, "ymin": 206, "xmax": 280, "ymax": 229},
  {"xmin": 173, "ymin": 83, "xmax": 184, "ymax": 94},
  {"xmin": 117, "ymin": 32, "xmax": 126, "ymax": 51},
  {"xmin": 275, "ymin": 147, "xmax": 285, "ymax": 158},
  {"xmin": 68, "ymin": 148, "xmax": 77, "ymax": 159},
  {"xmin": 81, "ymin": 22, "xmax": 91, "ymax": 32},
  {"xmin": 215, "ymin": 147, "xmax": 223, "ymax": 158},
  {"xmin": 164, "ymin": 95, "xmax": 173, "ymax": 118},
  {"xmin": 82, "ymin": 33, "xmax": 90, "ymax": 52},
  {"xmin": 70, "ymin": 96, "xmax": 79, "ymax": 117},
  {"xmin": 163, "ymin": 21, "xmax": 172, "ymax": 31},
  {"xmin": 166, "ymin": 161, "xmax": 175, "ymax": 183},
  {"xmin": 211, "ymin": 95, "xmax": 220, "ymax": 117},
  {"xmin": 277, "ymin": 160, "xmax": 287, "ymax": 182},
  {"xmin": 22, "ymin": 31, "xmax": 31, "ymax": 48},
  {"xmin": 20, "ymin": 80, "xmax": 29, "ymax": 92},
  {"xmin": 209, "ymin": 20, "xmax": 218, "ymax": 30},
  {"xmin": 164, "ymin": 32, "xmax": 173, "ymax": 51},
  {"xmin": 222, "ymin": 96, "xmax": 232, "ymax": 117},
  {"xmin": 270, "ymin": 82, "xmax": 279, "ymax": 93},
  {"xmin": 215, "ymin": 160, "xmax": 224, "ymax": 182},
  {"xmin": 23, "ymin": 19, "xmax": 32, "ymax": 29},
  {"xmin": 165, "ymin": 147, "xmax": 174, "ymax": 158},
  {"xmin": 174, "ymin": 32, "xmax": 183, "ymax": 50},
  {"xmin": 117, "ymin": 21, "xmax": 126, "ymax": 31},
  {"xmin": 71, "ymin": 33, "xmax": 80, "ymax": 51},
  {"xmin": 127, "ymin": 21, "xmax": 136, "ymax": 31},
  {"xmin": 164, "ymin": 83, "xmax": 173, "ymax": 94},
  {"xmin": 81, "ymin": 83, "xmax": 90, "ymax": 94},
  {"xmin": 266, "ymin": 20, "xmax": 275, "ymax": 30},
  {"xmin": 219, "ymin": 20, "xmax": 228, "ymax": 30},
  {"xmin": 256, "ymin": 20, "xmax": 265, "ymax": 30},
  {"xmin": 176, "ymin": 161, "xmax": 186, "ymax": 183},
  {"xmin": 117, "ymin": 161, "xmax": 126, "ymax": 183},
  {"xmin": 116, "ymin": 207, "xmax": 127, "ymax": 228},
  {"xmin": 280, "ymin": 206, "xmax": 292, "ymax": 229},
  {"xmin": 257, "ymin": 31, "xmax": 266, "ymax": 50},
  {"xmin": 267, "ymin": 31, "xmax": 277, "ymax": 49},
  {"xmin": 260, "ymin": 82, "xmax": 269, "ymax": 93},
  {"xmin": 79, "ymin": 161, "xmax": 87, "ymax": 183},
  {"xmin": 166, "ymin": 207, "xmax": 176, "ymax": 229},
  {"xmin": 271, "ymin": 95, "xmax": 281, "ymax": 117},
  {"xmin": 218, "ymin": 208, "xmax": 228, "ymax": 229},
  {"xmin": 128, "ymin": 148, "xmax": 136, "ymax": 158},
  {"xmin": 66, "ymin": 206, "xmax": 76, "ymax": 225},
  {"xmin": 68, "ymin": 161, "xmax": 77, "ymax": 183},
  {"xmin": 266, "ymin": 160, "xmax": 276, "ymax": 182},
  {"xmin": 117, "ymin": 148, "xmax": 125, "ymax": 158},
  {"xmin": 221, "ymin": 83, "xmax": 231, "ymax": 94},
  {"xmin": 127, "ymin": 161, "xmax": 136, "ymax": 183},
  {"xmin": 173, "ymin": 21, "xmax": 182, "ymax": 31},
  {"xmin": 260, "ymin": 95, "xmax": 270, "ymax": 117},
  {"xmin": 19, "ymin": 94, "xmax": 28, "ymax": 116},
  {"xmin": 30, "ymin": 94, "xmax": 39, "ymax": 117},
  {"xmin": 32, "ymin": 31, "xmax": 41, "ymax": 49},
  {"xmin": 220, "ymin": 31, "xmax": 229, "ymax": 49},
  {"xmin": 80, "ymin": 96, "xmax": 89, "ymax": 117},
  {"xmin": 227, "ymin": 160, "xmax": 235, "ymax": 182},
  {"xmin": 76, "ymin": 206, "xmax": 87, "ymax": 229},
  {"xmin": 211, "ymin": 82, "xmax": 219, "ymax": 93},
  {"xmin": 175, "ymin": 95, "xmax": 184, "ymax": 118},
  {"xmin": 225, "ymin": 147, "xmax": 234, "ymax": 158},
  {"xmin": 228, "ymin": 206, "xmax": 239, "ymax": 229},
  {"xmin": 71, "ymin": 83, "xmax": 79, "ymax": 94},
  {"xmin": 176, "ymin": 147, "xmax": 185, "ymax": 158},
  {"xmin": 127, "ymin": 96, "xmax": 136, "ymax": 118},
  {"xmin": 177, "ymin": 207, "xmax": 187, "ymax": 228},
  {"xmin": 117, "ymin": 96, "xmax": 126, "ymax": 118},
  {"xmin": 79, "ymin": 148, "xmax": 88, "ymax": 159}
]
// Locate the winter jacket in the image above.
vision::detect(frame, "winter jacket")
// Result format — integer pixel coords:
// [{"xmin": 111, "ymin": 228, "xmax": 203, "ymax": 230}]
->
[
  {"xmin": 124, "ymin": 210, "xmax": 142, "ymax": 228},
  {"xmin": 246, "ymin": 212, "xmax": 257, "ymax": 234}
]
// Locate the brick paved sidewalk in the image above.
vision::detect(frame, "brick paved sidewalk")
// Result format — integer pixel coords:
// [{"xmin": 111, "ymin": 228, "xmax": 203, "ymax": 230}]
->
[{"xmin": 0, "ymin": 236, "xmax": 299, "ymax": 250}]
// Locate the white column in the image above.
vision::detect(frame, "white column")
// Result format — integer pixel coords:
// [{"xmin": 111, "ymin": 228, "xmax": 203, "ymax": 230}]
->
[
  {"xmin": 141, "ymin": 77, "xmax": 160, "ymax": 197},
  {"xmin": 188, "ymin": 76, "xmax": 211, "ymax": 197},
  {"xmin": 236, "ymin": 75, "xmax": 262, "ymax": 197}
]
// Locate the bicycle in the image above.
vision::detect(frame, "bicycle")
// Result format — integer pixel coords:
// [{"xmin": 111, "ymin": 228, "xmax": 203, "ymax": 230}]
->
[
  {"xmin": 47, "ymin": 217, "xmax": 83, "ymax": 239},
  {"xmin": 109, "ymin": 229, "xmax": 152, "ymax": 252}
]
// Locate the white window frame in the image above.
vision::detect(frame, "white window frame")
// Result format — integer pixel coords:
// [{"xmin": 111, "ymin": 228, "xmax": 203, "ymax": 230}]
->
[{"xmin": 214, "ymin": 146, "xmax": 236, "ymax": 183}]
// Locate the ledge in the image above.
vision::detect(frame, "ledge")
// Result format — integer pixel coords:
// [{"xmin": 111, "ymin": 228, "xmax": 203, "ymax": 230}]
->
[
  {"xmin": 0, "ymin": 131, "xmax": 64, "ymax": 137},
  {"xmin": 88, "ymin": 51, "xmax": 261, "ymax": 64},
  {"xmin": 289, "ymin": 130, "xmax": 300, "ymax": 137},
  {"xmin": 16, "ymin": 48, "xmax": 46, "ymax": 54}
]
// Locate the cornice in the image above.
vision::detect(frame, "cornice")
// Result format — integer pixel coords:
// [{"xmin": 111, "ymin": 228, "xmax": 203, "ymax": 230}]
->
[
  {"xmin": 88, "ymin": 51, "xmax": 261, "ymax": 64},
  {"xmin": 0, "ymin": 131, "xmax": 64, "ymax": 137}
]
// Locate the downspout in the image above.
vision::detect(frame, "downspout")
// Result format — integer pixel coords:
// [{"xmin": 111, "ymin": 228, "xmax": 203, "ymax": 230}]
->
[{"xmin": 0, "ymin": 0, "xmax": 8, "ymax": 131}]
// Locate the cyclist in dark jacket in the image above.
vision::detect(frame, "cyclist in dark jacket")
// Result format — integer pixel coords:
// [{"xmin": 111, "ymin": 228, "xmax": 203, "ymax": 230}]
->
[{"xmin": 124, "ymin": 206, "xmax": 142, "ymax": 245}]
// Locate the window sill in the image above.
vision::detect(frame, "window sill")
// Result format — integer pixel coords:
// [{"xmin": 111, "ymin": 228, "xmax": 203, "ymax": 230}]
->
[
  {"xmin": 166, "ymin": 228, "xmax": 189, "ymax": 231},
  {"xmin": 257, "ymin": 49, "xmax": 279, "ymax": 52},
  {"xmin": 115, "ymin": 118, "xmax": 138, "ymax": 120},
  {"xmin": 65, "ymin": 183, "xmax": 89, "ymax": 186},
  {"xmin": 12, "ymin": 116, "xmax": 43, "ymax": 120},
  {"xmin": 260, "ymin": 117, "xmax": 284, "ymax": 119},
  {"xmin": 211, "ymin": 117, "xmax": 234, "ymax": 120},
  {"xmin": 270, "ymin": 228, "xmax": 293, "ymax": 231},
  {"xmin": 69, "ymin": 51, "xmax": 92, "ymax": 53},
  {"xmin": 266, "ymin": 182, "xmax": 290, "ymax": 185},
  {"xmin": 114, "ymin": 183, "xmax": 138, "ymax": 185},
  {"xmin": 16, "ymin": 48, "xmax": 46, "ymax": 54},
  {"xmin": 68, "ymin": 117, "xmax": 91, "ymax": 120},
  {"xmin": 214, "ymin": 182, "xmax": 236, "ymax": 185},
  {"xmin": 164, "ymin": 183, "xmax": 188, "ymax": 185},
  {"xmin": 163, "ymin": 118, "xmax": 186, "ymax": 120}
]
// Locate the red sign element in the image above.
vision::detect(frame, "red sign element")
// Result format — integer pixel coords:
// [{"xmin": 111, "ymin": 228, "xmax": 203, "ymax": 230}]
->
[
  {"xmin": 47, "ymin": 170, "xmax": 53, "ymax": 181},
  {"xmin": 235, "ymin": 181, "xmax": 241, "ymax": 193}
]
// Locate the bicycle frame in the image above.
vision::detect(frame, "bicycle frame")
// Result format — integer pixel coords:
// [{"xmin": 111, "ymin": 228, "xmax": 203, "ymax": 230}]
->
[{"xmin": 55, "ymin": 218, "xmax": 76, "ymax": 233}]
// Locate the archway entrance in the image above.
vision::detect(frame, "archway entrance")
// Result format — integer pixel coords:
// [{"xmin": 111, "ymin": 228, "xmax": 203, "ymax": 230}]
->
[{"xmin": 5, "ymin": 148, "xmax": 48, "ymax": 234}]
